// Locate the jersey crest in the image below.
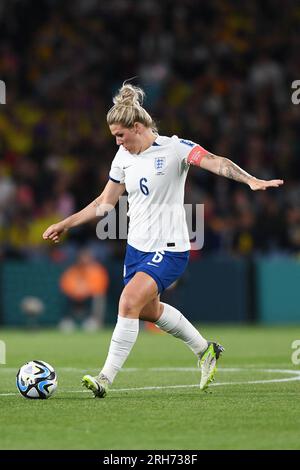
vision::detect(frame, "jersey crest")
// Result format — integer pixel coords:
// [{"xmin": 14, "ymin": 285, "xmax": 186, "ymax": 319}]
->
[{"xmin": 154, "ymin": 157, "xmax": 166, "ymax": 175}]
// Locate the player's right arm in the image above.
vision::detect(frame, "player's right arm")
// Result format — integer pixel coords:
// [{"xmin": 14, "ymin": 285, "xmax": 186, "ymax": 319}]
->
[{"xmin": 42, "ymin": 180, "xmax": 125, "ymax": 243}]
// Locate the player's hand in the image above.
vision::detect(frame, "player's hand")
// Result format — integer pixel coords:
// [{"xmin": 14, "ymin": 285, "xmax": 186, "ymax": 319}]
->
[
  {"xmin": 248, "ymin": 178, "xmax": 284, "ymax": 191},
  {"xmin": 42, "ymin": 223, "xmax": 67, "ymax": 243}
]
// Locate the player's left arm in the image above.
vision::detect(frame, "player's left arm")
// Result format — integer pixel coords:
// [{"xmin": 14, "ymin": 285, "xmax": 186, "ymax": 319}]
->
[{"xmin": 187, "ymin": 146, "xmax": 284, "ymax": 191}]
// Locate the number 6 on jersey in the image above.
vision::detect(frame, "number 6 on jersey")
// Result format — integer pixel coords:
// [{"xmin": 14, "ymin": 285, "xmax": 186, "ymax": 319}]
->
[{"xmin": 139, "ymin": 178, "xmax": 149, "ymax": 196}]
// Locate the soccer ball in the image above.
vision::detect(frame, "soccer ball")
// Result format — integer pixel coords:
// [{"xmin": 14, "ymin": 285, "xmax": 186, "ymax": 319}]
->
[{"xmin": 16, "ymin": 360, "xmax": 57, "ymax": 399}]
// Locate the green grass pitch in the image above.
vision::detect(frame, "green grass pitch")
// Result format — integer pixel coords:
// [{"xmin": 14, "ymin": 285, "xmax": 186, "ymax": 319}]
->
[{"xmin": 0, "ymin": 325, "xmax": 300, "ymax": 450}]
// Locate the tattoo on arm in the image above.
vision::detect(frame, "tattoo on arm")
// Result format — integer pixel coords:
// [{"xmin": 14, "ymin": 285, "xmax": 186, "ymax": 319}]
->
[{"xmin": 219, "ymin": 158, "xmax": 255, "ymax": 185}]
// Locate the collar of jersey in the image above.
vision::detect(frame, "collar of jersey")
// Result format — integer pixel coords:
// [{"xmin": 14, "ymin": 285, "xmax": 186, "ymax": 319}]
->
[{"xmin": 140, "ymin": 136, "xmax": 160, "ymax": 153}]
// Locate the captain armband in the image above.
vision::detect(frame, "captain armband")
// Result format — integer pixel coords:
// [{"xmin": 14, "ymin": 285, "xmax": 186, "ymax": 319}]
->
[{"xmin": 187, "ymin": 145, "xmax": 208, "ymax": 167}]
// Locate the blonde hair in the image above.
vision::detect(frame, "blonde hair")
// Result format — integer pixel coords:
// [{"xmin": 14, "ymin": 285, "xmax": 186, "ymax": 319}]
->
[{"xmin": 107, "ymin": 83, "xmax": 157, "ymax": 132}]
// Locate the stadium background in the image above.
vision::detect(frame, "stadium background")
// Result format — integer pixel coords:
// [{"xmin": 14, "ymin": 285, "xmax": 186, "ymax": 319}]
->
[{"xmin": 0, "ymin": 0, "xmax": 300, "ymax": 327}]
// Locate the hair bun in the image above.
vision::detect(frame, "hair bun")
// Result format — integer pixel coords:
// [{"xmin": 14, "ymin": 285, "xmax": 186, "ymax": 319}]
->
[
  {"xmin": 113, "ymin": 84, "xmax": 144, "ymax": 107},
  {"xmin": 107, "ymin": 82, "xmax": 157, "ymax": 131}
]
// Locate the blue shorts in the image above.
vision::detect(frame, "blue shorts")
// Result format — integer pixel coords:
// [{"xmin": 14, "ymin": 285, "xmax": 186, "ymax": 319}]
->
[{"xmin": 123, "ymin": 244, "xmax": 190, "ymax": 294}]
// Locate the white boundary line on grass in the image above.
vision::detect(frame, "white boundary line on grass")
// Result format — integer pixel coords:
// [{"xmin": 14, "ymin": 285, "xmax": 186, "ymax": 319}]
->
[
  {"xmin": 73, "ymin": 367, "xmax": 300, "ymax": 393},
  {"xmin": 1, "ymin": 367, "xmax": 300, "ymax": 397}
]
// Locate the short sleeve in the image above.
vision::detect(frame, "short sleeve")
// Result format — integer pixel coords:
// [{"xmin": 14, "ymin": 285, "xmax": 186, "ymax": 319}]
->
[
  {"xmin": 109, "ymin": 151, "xmax": 125, "ymax": 184},
  {"xmin": 172, "ymin": 136, "xmax": 208, "ymax": 166},
  {"xmin": 172, "ymin": 136, "xmax": 199, "ymax": 163}
]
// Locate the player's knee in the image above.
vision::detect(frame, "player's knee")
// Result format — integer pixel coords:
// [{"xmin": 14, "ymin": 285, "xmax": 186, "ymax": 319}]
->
[{"xmin": 119, "ymin": 293, "xmax": 142, "ymax": 317}]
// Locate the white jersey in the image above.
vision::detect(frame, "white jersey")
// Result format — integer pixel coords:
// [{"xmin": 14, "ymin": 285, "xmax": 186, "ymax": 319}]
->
[{"xmin": 109, "ymin": 135, "xmax": 198, "ymax": 252}]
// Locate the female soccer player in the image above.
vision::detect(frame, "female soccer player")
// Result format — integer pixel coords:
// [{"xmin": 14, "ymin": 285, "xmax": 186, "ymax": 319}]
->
[{"xmin": 43, "ymin": 83, "xmax": 283, "ymax": 397}]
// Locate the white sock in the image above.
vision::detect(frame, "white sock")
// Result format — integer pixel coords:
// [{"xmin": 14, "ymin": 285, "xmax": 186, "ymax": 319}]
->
[
  {"xmin": 100, "ymin": 316, "xmax": 139, "ymax": 383},
  {"xmin": 155, "ymin": 303, "xmax": 208, "ymax": 356}
]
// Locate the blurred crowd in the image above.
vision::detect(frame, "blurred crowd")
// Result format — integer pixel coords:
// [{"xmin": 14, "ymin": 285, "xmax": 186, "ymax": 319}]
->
[{"xmin": 0, "ymin": 0, "xmax": 300, "ymax": 263}]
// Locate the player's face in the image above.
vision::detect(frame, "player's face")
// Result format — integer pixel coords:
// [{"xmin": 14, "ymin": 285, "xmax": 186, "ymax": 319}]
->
[{"xmin": 109, "ymin": 123, "xmax": 140, "ymax": 154}]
